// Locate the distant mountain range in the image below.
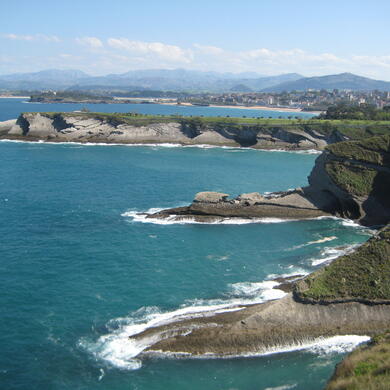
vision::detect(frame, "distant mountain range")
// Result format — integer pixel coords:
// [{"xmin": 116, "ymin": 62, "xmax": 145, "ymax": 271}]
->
[
  {"xmin": 1, "ymin": 69, "xmax": 390, "ymax": 93},
  {"xmin": 262, "ymin": 73, "xmax": 390, "ymax": 92},
  {"xmin": 0, "ymin": 69, "xmax": 89, "ymax": 90}
]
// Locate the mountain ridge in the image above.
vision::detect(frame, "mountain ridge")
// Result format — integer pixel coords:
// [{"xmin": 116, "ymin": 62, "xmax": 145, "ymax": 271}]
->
[
  {"xmin": 1, "ymin": 69, "xmax": 390, "ymax": 92},
  {"xmin": 262, "ymin": 72, "xmax": 390, "ymax": 92}
]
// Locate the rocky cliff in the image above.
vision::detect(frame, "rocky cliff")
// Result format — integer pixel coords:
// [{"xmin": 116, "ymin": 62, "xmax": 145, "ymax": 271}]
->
[
  {"xmin": 308, "ymin": 135, "xmax": 390, "ymax": 225},
  {"xmin": 0, "ymin": 112, "xmax": 337, "ymax": 149}
]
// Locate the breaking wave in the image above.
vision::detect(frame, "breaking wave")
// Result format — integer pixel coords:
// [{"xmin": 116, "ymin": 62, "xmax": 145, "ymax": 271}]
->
[
  {"xmin": 121, "ymin": 208, "xmax": 292, "ymax": 225},
  {"xmin": 148, "ymin": 335, "xmax": 370, "ymax": 360},
  {"xmin": 0, "ymin": 138, "xmax": 321, "ymax": 154},
  {"xmin": 79, "ymin": 277, "xmax": 287, "ymax": 370},
  {"xmin": 309, "ymin": 245, "xmax": 359, "ymax": 266},
  {"xmin": 121, "ymin": 208, "xmax": 303, "ymax": 225}
]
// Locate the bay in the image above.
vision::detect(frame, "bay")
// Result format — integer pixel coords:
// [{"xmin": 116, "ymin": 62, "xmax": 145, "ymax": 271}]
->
[
  {"xmin": 0, "ymin": 100, "xmax": 369, "ymax": 390},
  {"xmin": 0, "ymin": 97, "xmax": 315, "ymax": 122}
]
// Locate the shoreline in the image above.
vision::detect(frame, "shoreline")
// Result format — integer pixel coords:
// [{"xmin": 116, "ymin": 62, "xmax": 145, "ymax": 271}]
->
[
  {"xmin": 0, "ymin": 95, "xmax": 29, "ymax": 99},
  {"xmin": 0, "ymin": 137, "xmax": 321, "ymax": 153},
  {"xmin": 162, "ymin": 101, "xmax": 319, "ymax": 114}
]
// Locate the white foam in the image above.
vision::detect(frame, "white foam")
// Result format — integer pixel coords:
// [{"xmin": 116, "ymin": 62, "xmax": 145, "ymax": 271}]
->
[
  {"xmin": 0, "ymin": 138, "xmax": 322, "ymax": 154},
  {"xmin": 289, "ymin": 236, "xmax": 337, "ymax": 250},
  {"xmin": 230, "ymin": 280, "xmax": 286, "ymax": 301},
  {"xmin": 151, "ymin": 335, "xmax": 370, "ymax": 360},
  {"xmin": 262, "ymin": 148, "xmax": 321, "ymax": 155},
  {"xmin": 248, "ymin": 335, "xmax": 370, "ymax": 358},
  {"xmin": 264, "ymin": 385, "xmax": 297, "ymax": 390},
  {"xmin": 341, "ymin": 219, "xmax": 361, "ymax": 228},
  {"xmin": 122, "ymin": 209, "xmax": 293, "ymax": 225},
  {"xmin": 266, "ymin": 268, "xmax": 310, "ymax": 280},
  {"xmin": 310, "ymin": 244, "xmax": 358, "ymax": 266},
  {"xmin": 80, "ymin": 276, "xmax": 287, "ymax": 370}
]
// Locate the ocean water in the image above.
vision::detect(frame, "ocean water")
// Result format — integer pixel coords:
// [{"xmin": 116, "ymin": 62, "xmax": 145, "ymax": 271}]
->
[
  {"xmin": 0, "ymin": 97, "xmax": 315, "ymax": 122},
  {"xmin": 0, "ymin": 100, "xmax": 371, "ymax": 389}
]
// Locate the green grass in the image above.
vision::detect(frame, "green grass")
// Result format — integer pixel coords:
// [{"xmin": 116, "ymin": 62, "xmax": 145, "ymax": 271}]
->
[
  {"xmin": 325, "ymin": 161, "xmax": 378, "ymax": 196},
  {"xmin": 326, "ymin": 331, "xmax": 390, "ymax": 390},
  {"xmin": 27, "ymin": 112, "xmax": 390, "ymax": 141},
  {"xmin": 324, "ymin": 134, "xmax": 390, "ymax": 198},
  {"xmin": 294, "ymin": 225, "xmax": 390, "ymax": 303},
  {"xmin": 326, "ymin": 135, "xmax": 390, "ymax": 165}
]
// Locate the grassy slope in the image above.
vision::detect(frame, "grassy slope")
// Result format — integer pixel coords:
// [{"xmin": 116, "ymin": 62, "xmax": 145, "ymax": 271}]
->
[
  {"xmin": 294, "ymin": 226, "xmax": 390, "ymax": 302},
  {"xmin": 326, "ymin": 332, "xmax": 390, "ymax": 390},
  {"xmin": 324, "ymin": 134, "xmax": 390, "ymax": 197},
  {"xmin": 327, "ymin": 135, "xmax": 390, "ymax": 165}
]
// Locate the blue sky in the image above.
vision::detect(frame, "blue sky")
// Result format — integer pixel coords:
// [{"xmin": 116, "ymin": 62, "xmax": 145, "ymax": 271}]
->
[{"xmin": 1, "ymin": 0, "xmax": 390, "ymax": 79}]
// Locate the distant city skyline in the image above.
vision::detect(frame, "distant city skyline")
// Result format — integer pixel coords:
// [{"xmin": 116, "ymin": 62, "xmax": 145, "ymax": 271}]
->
[{"xmin": 1, "ymin": 0, "xmax": 390, "ymax": 80}]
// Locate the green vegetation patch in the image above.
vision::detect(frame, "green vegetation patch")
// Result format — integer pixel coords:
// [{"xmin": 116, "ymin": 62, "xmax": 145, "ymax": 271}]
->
[
  {"xmin": 325, "ymin": 161, "xmax": 378, "ymax": 197},
  {"xmin": 294, "ymin": 226, "xmax": 390, "ymax": 302},
  {"xmin": 327, "ymin": 135, "xmax": 390, "ymax": 165},
  {"xmin": 326, "ymin": 331, "xmax": 390, "ymax": 390}
]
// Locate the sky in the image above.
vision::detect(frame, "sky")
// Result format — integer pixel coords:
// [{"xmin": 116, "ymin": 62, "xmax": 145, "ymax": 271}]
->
[{"xmin": 1, "ymin": 0, "xmax": 390, "ymax": 79}]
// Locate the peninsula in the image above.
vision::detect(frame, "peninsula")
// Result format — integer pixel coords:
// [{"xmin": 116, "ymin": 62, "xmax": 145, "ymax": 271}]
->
[{"xmin": 1, "ymin": 111, "xmax": 390, "ymax": 151}]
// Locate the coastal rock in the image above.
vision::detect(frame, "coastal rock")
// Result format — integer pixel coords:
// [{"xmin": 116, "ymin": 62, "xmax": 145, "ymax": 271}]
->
[
  {"xmin": 133, "ymin": 294, "xmax": 390, "ymax": 357},
  {"xmin": 237, "ymin": 192, "xmax": 264, "ymax": 205},
  {"xmin": 193, "ymin": 192, "xmax": 229, "ymax": 203},
  {"xmin": 0, "ymin": 112, "xmax": 343, "ymax": 149},
  {"xmin": 0, "ymin": 119, "xmax": 17, "ymax": 135},
  {"xmin": 126, "ymin": 228, "xmax": 390, "ymax": 358},
  {"xmin": 307, "ymin": 135, "xmax": 390, "ymax": 225},
  {"xmin": 146, "ymin": 134, "xmax": 390, "ymax": 226},
  {"xmin": 148, "ymin": 188, "xmax": 331, "ymax": 223}
]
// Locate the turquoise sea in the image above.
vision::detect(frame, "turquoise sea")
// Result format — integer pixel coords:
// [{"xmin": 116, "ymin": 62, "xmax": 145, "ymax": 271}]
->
[
  {"xmin": 0, "ymin": 98, "xmax": 315, "ymax": 122},
  {"xmin": 0, "ymin": 99, "xmax": 371, "ymax": 389}
]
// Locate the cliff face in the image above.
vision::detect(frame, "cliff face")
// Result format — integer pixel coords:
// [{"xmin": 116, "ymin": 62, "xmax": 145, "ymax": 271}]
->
[
  {"xmin": 0, "ymin": 113, "xmax": 333, "ymax": 149},
  {"xmin": 308, "ymin": 135, "xmax": 390, "ymax": 225}
]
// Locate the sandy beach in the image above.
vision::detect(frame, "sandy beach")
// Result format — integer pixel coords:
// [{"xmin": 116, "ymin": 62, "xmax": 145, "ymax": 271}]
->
[
  {"xmin": 0, "ymin": 96, "xmax": 29, "ymax": 99},
  {"xmin": 162, "ymin": 101, "xmax": 320, "ymax": 114}
]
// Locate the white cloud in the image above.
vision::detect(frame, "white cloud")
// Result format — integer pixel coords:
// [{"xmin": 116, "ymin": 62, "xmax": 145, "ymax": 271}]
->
[
  {"xmin": 193, "ymin": 44, "xmax": 225, "ymax": 56},
  {"xmin": 107, "ymin": 38, "xmax": 192, "ymax": 63},
  {"xmin": 1, "ymin": 34, "xmax": 390, "ymax": 80},
  {"xmin": 75, "ymin": 36, "xmax": 103, "ymax": 49},
  {"xmin": 4, "ymin": 33, "xmax": 60, "ymax": 42}
]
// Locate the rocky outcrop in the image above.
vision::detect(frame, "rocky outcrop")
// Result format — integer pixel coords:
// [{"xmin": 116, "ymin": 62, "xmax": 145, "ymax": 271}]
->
[
  {"xmin": 307, "ymin": 135, "xmax": 390, "ymax": 226},
  {"xmin": 0, "ymin": 112, "xmax": 338, "ymax": 149},
  {"xmin": 147, "ymin": 189, "xmax": 331, "ymax": 222},
  {"xmin": 136, "ymin": 294, "xmax": 390, "ymax": 357},
  {"xmin": 122, "ymin": 227, "xmax": 390, "ymax": 359},
  {"xmin": 146, "ymin": 135, "xmax": 390, "ymax": 226}
]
